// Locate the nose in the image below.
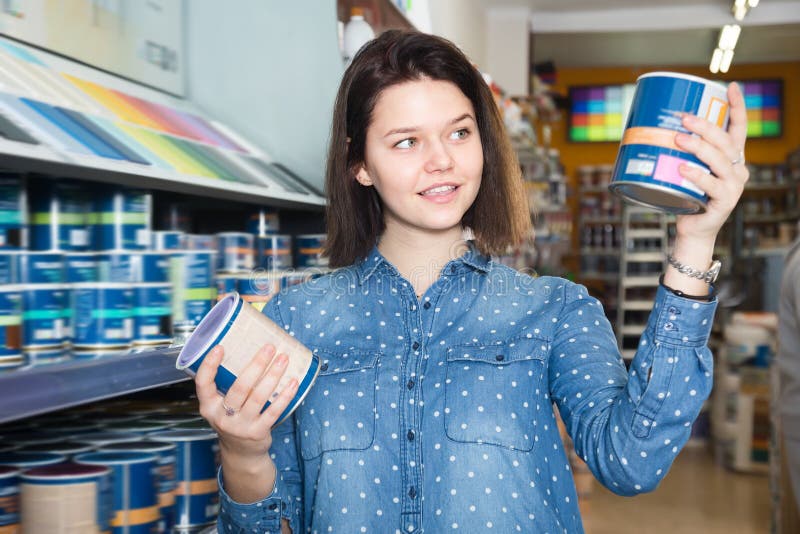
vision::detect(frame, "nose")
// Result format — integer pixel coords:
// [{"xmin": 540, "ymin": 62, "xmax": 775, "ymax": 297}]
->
[{"xmin": 423, "ymin": 139, "xmax": 454, "ymax": 174}]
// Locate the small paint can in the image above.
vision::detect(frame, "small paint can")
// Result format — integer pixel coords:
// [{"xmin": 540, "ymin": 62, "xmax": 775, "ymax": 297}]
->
[
  {"xmin": 96, "ymin": 251, "xmax": 134, "ymax": 283},
  {"xmin": 0, "ymin": 466, "xmax": 19, "ymax": 532},
  {"xmin": 0, "ymin": 285, "xmax": 22, "ymax": 359},
  {"xmin": 151, "ymin": 230, "xmax": 185, "ymax": 251},
  {"xmin": 175, "ymin": 292, "xmax": 319, "ymax": 426},
  {"xmin": 22, "ymin": 284, "xmax": 68, "ymax": 349},
  {"xmin": 28, "ymin": 179, "xmax": 90, "ymax": 251},
  {"xmin": 171, "ymin": 251, "xmax": 217, "ymax": 327},
  {"xmin": 89, "ymin": 188, "xmax": 152, "ymax": 250},
  {"xmin": 245, "ymin": 208, "xmax": 280, "ymax": 237},
  {"xmin": 24, "ymin": 347, "xmax": 70, "ymax": 366},
  {"xmin": 0, "ymin": 251, "xmax": 22, "ymax": 284},
  {"xmin": 184, "ymin": 234, "xmax": 216, "ymax": 251},
  {"xmin": 0, "ymin": 451, "xmax": 66, "ymax": 469},
  {"xmin": 71, "ymin": 283, "xmax": 134, "ymax": 349},
  {"xmin": 0, "ymin": 173, "xmax": 27, "ymax": 249},
  {"xmin": 238, "ymin": 271, "xmax": 281, "ymax": 313},
  {"xmin": 17, "ymin": 251, "xmax": 65, "ymax": 284},
  {"xmin": 259, "ymin": 234, "xmax": 292, "ymax": 269},
  {"xmin": 609, "ymin": 72, "xmax": 730, "ymax": 213},
  {"xmin": 149, "ymin": 429, "xmax": 219, "ymax": 530},
  {"xmin": 216, "ymin": 232, "xmax": 255, "ymax": 272},
  {"xmin": 131, "ymin": 251, "xmax": 171, "ymax": 283},
  {"xmin": 64, "ymin": 251, "xmax": 98, "ymax": 282},
  {"xmin": 20, "ymin": 462, "xmax": 113, "ymax": 534},
  {"xmin": 98, "ymin": 441, "xmax": 178, "ymax": 534},
  {"xmin": 133, "ymin": 282, "xmax": 173, "ymax": 345},
  {"xmin": 75, "ymin": 451, "xmax": 159, "ymax": 534},
  {"xmin": 295, "ymin": 233, "xmax": 328, "ymax": 267}
]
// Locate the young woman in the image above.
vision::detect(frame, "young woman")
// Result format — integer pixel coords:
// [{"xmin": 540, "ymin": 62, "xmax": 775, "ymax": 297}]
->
[{"xmin": 195, "ymin": 30, "xmax": 749, "ymax": 533}]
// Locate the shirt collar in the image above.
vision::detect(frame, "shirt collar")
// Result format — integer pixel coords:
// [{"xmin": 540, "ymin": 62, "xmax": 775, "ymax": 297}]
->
[{"xmin": 356, "ymin": 241, "xmax": 491, "ymax": 285}]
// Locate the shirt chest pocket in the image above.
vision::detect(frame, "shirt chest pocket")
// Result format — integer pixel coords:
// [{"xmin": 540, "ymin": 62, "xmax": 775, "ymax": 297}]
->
[
  {"xmin": 295, "ymin": 349, "xmax": 380, "ymax": 460},
  {"xmin": 444, "ymin": 338, "xmax": 548, "ymax": 452}
]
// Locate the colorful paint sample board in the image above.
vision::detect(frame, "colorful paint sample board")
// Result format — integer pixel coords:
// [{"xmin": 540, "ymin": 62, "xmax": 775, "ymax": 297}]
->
[
  {"xmin": 739, "ymin": 80, "xmax": 781, "ymax": 138},
  {"xmin": 569, "ymin": 84, "xmax": 636, "ymax": 142}
]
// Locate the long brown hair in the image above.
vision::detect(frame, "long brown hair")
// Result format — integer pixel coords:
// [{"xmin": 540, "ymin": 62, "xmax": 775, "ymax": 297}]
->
[{"xmin": 323, "ymin": 29, "xmax": 530, "ymax": 267}]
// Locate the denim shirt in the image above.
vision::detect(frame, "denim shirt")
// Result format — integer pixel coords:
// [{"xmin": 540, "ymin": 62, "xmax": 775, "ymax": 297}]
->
[{"xmin": 217, "ymin": 244, "xmax": 716, "ymax": 534}]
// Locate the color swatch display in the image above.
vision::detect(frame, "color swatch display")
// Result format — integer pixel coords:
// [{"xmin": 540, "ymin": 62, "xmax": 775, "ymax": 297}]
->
[
  {"xmin": 569, "ymin": 84, "xmax": 636, "ymax": 142},
  {"xmin": 739, "ymin": 80, "xmax": 781, "ymax": 138}
]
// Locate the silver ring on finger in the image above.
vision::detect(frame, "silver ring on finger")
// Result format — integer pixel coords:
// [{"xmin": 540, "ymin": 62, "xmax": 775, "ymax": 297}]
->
[
  {"xmin": 221, "ymin": 399, "xmax": 237, "ymax": 417},
  {"xmin": 731, "ymin": 150, "xmax": 745, "ymax": 166}
]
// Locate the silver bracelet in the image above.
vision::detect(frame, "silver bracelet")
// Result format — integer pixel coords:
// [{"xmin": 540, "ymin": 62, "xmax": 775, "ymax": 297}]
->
[{"xmin": 666, "ymin": 254, "xmax": 721, "ymax": 284}]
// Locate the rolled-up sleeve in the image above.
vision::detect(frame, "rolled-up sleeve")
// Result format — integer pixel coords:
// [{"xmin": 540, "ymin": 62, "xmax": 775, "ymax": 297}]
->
[{"xmin": 550, "ymin": 282, "xmax": 716, "ymax": 496}]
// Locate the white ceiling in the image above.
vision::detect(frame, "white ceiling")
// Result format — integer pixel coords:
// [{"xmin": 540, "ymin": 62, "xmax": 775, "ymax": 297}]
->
[{"xmin": 479, "ymin": 0, "xmax": 800, "ymax": 67}]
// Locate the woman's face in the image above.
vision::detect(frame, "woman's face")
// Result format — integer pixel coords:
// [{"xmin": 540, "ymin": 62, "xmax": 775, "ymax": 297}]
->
[{"xmin": 356, "ymin": 78, "xmax": 483, "ymax": 239}]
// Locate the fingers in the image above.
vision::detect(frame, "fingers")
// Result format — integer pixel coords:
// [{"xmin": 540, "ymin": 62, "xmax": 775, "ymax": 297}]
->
[
  {"xmin": 678, "ymin": 163, "xmax": 722, "ymax": 200},
  {"xmin": 726, "ymin": 81, "xmax": 748, "ymax": 154},
  {"xmin": 195, "ymin": 345, "xmax": 224, "ymax": 409},
  {"xmin": 221, "ymin": 344, "xmax": 277, "ymax": 414},
  {"xmin": 239, "ymin": 352, "xmax": 291, "ymax": 420},
  {"xmin": 259, "ymin": 374, "xmax": 299, "ymax": 428}
]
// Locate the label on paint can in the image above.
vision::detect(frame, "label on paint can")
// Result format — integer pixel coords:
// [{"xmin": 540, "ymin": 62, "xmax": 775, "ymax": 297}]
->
[
  {"xmin": 29, "ymin": 180, "xmax": 90, "ymax": 252},
  {"xmin": 133, "ymin": 283, "xmax": 173, "ymax": 344},
  {"xmin": 171, "ymin": 251, "xmax": 216, "ymax": 325},
  {"xmin": 72, "ymin": 283, "xmax": 134, "ymax": 349},
  {"xmin": 151, "ymin": 231, "xmax": 185, "ymax": 251},
  {"xmin": 295, "ymin": 234, "xmax": 328, "ymax": 267},
  {"xmin": 89, "ymin": 189, "xmax": 152, "ymax": 250},
  {"xmin": 0, "ymin": 466, "xmax": 20, "ymax": 529},
  {"xmin": 0, "ymin": 175, "xmax": 27, "ymax": 250},
  {"xmin": 96, "ymin": 252, "xmax": 133, "ymax": 283},
  {"xmin": 131, "ymin": 252, "xmax": 170, "ymax": 283},
  {"xmin": 22, "ymin": 284, "xmax": 68, "ymax": 349},
  {"xmin": 216, "ymin": 232, "xmax": 255, "ymax": 272},
  {"xmin": 610, "ymin": 72, "xmax": 730, "ymax": 214},
  {"xmin": 65, "ymin": 252, "xmax": 98, "ymax": 283},
  {"xmin": 17, "ymin": 252, "xmax": 65, "ymax": 284},
  {"xmin": 259, "ymin": 234, "xmax": 292, "ymax": 269}
]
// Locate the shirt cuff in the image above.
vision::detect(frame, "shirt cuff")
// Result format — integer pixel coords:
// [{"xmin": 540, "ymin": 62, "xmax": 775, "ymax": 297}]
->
[
  {"xmin": 217, "ymin": 466, "xmax": 284, "ymax": 531},
  {"xmin": 647, "ymin": 284, "xmax": 717, "ymax": 347}
]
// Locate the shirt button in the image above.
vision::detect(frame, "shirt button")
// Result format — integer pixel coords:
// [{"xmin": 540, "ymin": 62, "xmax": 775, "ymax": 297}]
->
[
  {"xmin": 410, "ymin": 304, "xmax": 417, "ymax": 311},
  {"xmin": 664, "ymin": 322, "xmax": 674, "ymax": 331},
  {"xmin": 407, "ymin": 379, "xmax": 415, "ymax": 390},
  {"xmin": 407, "ymin": 429, "xmax": 415, "ymax": 441},
  {"xmin": 320, "ymin": 362, "xmax": 328, "ymax": 372},
  {"xmin": 409, "ymin": 486, "xmax": 417, "ymax": 499},
  {"xmin": 423, "ymin": 301, "xmax": 431, "ymax": 309},
  {"xmin": 268, "ymin": 502, "xmax": 278, "ymax": 511},
  {"xmin": 412, "ymin": 341, "xmax": 420, "ymax": 350},
  {"xmin": 495, "ymin": 354, "xmax": 505, "ymax": 362}
]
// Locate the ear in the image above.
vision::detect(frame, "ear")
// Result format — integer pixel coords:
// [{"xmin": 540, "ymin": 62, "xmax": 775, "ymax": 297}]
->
[{"xmin": 355, "ymin": 165, "xmax": 374, "ymax": 187}]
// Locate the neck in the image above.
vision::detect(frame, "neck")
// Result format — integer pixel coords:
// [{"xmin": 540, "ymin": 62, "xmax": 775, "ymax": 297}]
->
[{"xmin": 378, "ymin": 225, "xmax": 468, "ymax": 297}]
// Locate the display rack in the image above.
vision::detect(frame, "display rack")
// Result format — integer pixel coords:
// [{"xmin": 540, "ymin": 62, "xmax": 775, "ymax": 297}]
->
[{"xmin": 0, "ymin": 346, "xmax": 187, "ymax": 424}]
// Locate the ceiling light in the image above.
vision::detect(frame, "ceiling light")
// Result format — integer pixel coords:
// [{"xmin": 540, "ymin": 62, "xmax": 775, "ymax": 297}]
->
[
  {"xmin": 709, "ymin": 48, "xmax": 724, "ymax": 74},
  {"xmin": 720, "ymin": 49, "xmax": 735, "ymax": 73},
  {"xmin": 718, "ymin": 24, "xmax": 741, "ymax": 50},
  {"xmin": 734, "ymin": 0, "xmax": 747, "ymax": 6},
  {"xmin": 747, "ymin": 0, "xmax": 759, "ymax": 7},
  {"xmin": 733, "ymin": 4, "xmax": 748, "ymax": 20}
]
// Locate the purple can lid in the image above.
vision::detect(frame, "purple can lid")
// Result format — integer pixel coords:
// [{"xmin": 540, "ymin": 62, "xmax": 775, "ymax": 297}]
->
[
  {"xmin": 176, "ymin": 292, "xmax": 240, "ymax": 369},
  {"xmin": 22, "ymin": 461, "xmax": 110, "ymax": 479}
]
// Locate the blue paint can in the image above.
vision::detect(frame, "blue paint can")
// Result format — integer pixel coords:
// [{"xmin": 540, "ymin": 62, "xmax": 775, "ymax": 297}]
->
[
  {"xmin": 90, "ymin": 188, "xmax": 152, "ymax": 250},
  {"xmin": 246, "ymin": 208, "xmax": 280, "ymax": 237},
  {"xmin": 0, "ymin": 285, "xmax": 22, "ymax": 359},
  {"xmin": 22, "ymin": 284, "xmax": 68, "ymax": 349},
  {"xmin": 20, "ymin": 462, "xmax": 113, "ymax": 534},
  {"xmin": 131, "ymin": 252, "xmax": 170, "ymax": 283},
  {"xmin": 216, "ymin": 232, "xmax": 255, "ymax": 272},
  {"xmin": 171, "ymin": 251, "xmax": 217, "ymax": 326},
  {"xmin": 259, "ymin": 234, "xmax": 292, "ymax": 269},
  {"xmin": 214, "ymin": 273, "xmax": 240, "ymax": 298},
  {"xmin": 98, "ymin": 441, "xmax": 178, "ymax": 534},
  {"xmin": 295, "ymin": 234, "xmax": 328, "ymax": 267},
  {"xmin": 0, "ymin": 466, "xmax": 19, "ymax": 532},
  {"xmin": 175, "ymin": 293, "xmax": 319, "ymax": 426},
  {"xmin": 65, "ymin": 252, "xmax": 98, "ymax": 282},
  {"xmin": 239, "ymin": 271, "xmax": 281, "ymax": 312},
  {"xmin": 151, "ymin": 230, "xmax": 185, "ymax": 251},
  {"xmin": 149, "ymin": 429, "xmax": 219, "ymax": 530},
  {"xmin": 71, "ymin": 283, "xmax": 134, "ymax": 349},
  {"xmin": 0, "ymin": 173, "xmax": 27, "ymax": 250},
  {"xmin": 96, "ymin": 252, "xmax": 133, "ymax": 283},
  {"xmin": 75, "ymin": 451, "xmax": 160, "ymax": 534},
  {"xmin": 609, "ymin": 72, "xmax": 730, "ymax": 214},
  {"xmin": 28, "ymin": 179, "xmax": 90, "ymax": 251},
  {"xmin": 0, "ymin": 251, "xmax": 22, "ymax": 284},
  {"xmin": 17, "ymin": 251, "xmax": 65, "ymax": 284},
  {"xmin": 133, "ymin": 282, "xmax": 172, "ymax": 345}
]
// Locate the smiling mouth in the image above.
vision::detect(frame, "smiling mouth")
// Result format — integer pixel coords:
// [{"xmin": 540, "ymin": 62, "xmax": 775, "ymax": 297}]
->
[{"xmin": 419, "ymin": 185, "xmax": 458, "ymax": 196}]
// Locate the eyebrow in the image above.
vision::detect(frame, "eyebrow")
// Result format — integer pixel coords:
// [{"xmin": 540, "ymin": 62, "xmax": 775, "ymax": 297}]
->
[{"xmin": 382, "ymin": 113, "xmax": 475, "ymax": 138}]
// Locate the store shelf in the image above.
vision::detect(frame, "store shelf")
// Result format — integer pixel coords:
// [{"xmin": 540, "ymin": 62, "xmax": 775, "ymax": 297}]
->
[
  {"xmin": 743, "ymin": 211, "xmax": 800, "ymax": 224},
  {"xmin": 0, "ymin": 346, "xmax": 188, "ymax": 424},
  {"xmin": 581, "ymin": 272, "xmax": 619, "ymax": 282},
  {"xmin": 623, "ymin": 300, "xmax": 655, "ymax": 311},
  {"xmin": 625, "ymin": 252, "xmax": 664, "ymax": 262},
  {"xmin": 582, "ymin": 216, "xmax": 622, "ymax": 224},
  {"xmin": 744, "ymin": 182, "xmax": 799, "ymax": 191},
  {"xmin": 622, "ymin": 275, "xmax": 660, "ymax": 287},
  {"xmin": 627, "ymin": 229, "xmax": 665, "ymax": 239},
  {"xmin": 580, "ymin": 247, "xmax": 620, "ymax": 255}
]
